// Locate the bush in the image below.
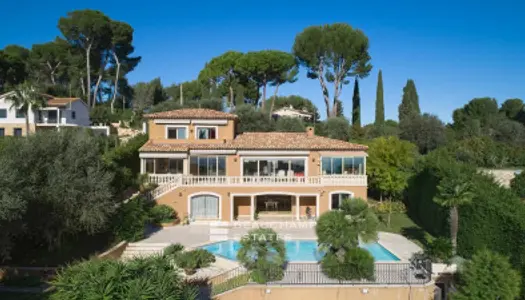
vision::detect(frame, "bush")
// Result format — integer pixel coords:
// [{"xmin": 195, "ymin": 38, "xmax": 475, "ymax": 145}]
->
[
  {"xmin": 51, "ymin": 256, "xmax": 198, "ymax": 300},
  {"xmin": 320, "ymin": 117, "xmax": 351, "ymax": 141},
  {"xmin": 510, "ymin": 171, "xmax": 525, "ymax": 199},
  {"xmin": 373, "ymin": 201, "xmax": 406, "ymax": 214},
  {"xmin": 425, "ymin": 237, "xmax": 453, "ymax": 264},
  {"xmin": 237, "ymin": 228, "xmax": 286, "ymax": 283},
  {"xmin": 175, "ymin": 249, "xmax": 216, "ymax": 275},
  {"xmin": 164, "ymin": 243, "xmax": 184, "ymax": 257},
  {"xmin": 453, "ymin": 249, "xmax": 521, "ymax": 300},
  {"xmin": 150, "ymin": 205, "xmax": 177, "ymax": 224},
  {"xmin": 275, "ymin": 117, "xmax": 305, "ymax": 132},
  {"xmin": 111, "ymin": 197, "xmax": 150, "ymax": 242},
  {"xmin": 320, "ymin": 248, "xmax": 375, "ymax": 281}
]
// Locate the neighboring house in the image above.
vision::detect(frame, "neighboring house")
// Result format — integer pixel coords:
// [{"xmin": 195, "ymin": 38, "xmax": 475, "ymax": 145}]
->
[
  {"xmin": 272, "ymin": 105, "xmax": 313, "ymax": 121},
  {"xmin": 0, "ymin": 92, "xmax": 109, "ymax": 136},
  {"xmin": 140, "ymin": 108, "xmax": 368, "ymax": 222}
]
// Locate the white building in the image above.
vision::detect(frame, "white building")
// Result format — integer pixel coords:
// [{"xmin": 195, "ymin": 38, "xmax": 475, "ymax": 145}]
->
[
  {"xmin": 0, "ymin": 92, "xmax": 109, "ymax": 136},
  {"xmin": 272, "ymin": 105, "xmax": 313, "ymax": 121}
]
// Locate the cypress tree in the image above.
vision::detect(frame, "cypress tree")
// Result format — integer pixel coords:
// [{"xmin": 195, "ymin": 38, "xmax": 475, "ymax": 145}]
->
[
  {"xmin": 335, "ymin": 99, "xmax": 344, "ymax": 117},
  {"xmin": 398, "ymin": 79, "xmax": 420, "ymax": 123},
  {"xmin": 375, "ymin": 70, "xmax": 384, "ymax": 125},
  {"xmin": 352, "ymin": 78, "xmax": 361, "ymax": 127}
]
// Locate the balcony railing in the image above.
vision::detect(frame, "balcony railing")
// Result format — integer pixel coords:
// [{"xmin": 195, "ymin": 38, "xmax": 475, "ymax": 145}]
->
[{"xmin": 148, "ymin": 174, "xmax": 367, "ymax": 187}]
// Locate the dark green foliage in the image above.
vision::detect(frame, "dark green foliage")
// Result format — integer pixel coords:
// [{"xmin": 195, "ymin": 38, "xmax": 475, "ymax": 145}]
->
[
  {"xmin": 321, "ymin": 248, "xmax": 375, "ymax": 281},
  {"xmin": 363, "ymin": 120, "xmax": 400, "ymax": 139},
  {"xmin": 320, "ymin": 117, "xmax": 351, "ymax": 141},
  {"xmin": 351, "ymin": 78, "xmax": 361, "ymax": 127},
  {"xmin": 493, "ymin": 118, "xmax": 525, "ymax": 145},
  {"xmin": 316, "ymin": 211, "xmax": 357, "ymax": 249},
  {"xmin": 235, "ymin": 104, "xmax": 275, "ymax": 132},
  {"xmin": 453, "ymin": 250, "xmax": 521, "ymax": 300},
  {"xmin": 511, "ymin": 172, "xmax": 525, "ymax": 198},
  {"xmin": 500, "ymin": 98, "xmax": 525, "ymax": 122},
  {"xmin": 164, "ymin": 243, "xmax": 184, "ymax": 256},
  {"xmin": 103, "ymin": 133, "xmax": 148, "ymax": 194},
  {"xmin": 400, "ymin": 114, "xmax": 447, "ymax": 154},
  {"xmin": 175, "ymin": 249, "xmax": 216, "ymax": 275},
  {"xmin": 150, "ymin": 204, "xmax": 177, "ymax": 223},
  {"xmin": 0, "ymin": 131, "xmax": 115, "ymax": 261},
  {"xmin": 132, "ymin": 78, "xmax": 167, "ymax": 111},
  {"xmin": 375, "ymin": 70, "xmax": 384, "ymax": 125},
  {"xmin": 425, "ymin": 237, "xmax": 453, "ymax": 264},
  {"xmin": 237, "ymin": 228, "xmax": 286, "ymax": 283},
  {"xmin": 111, "ymin": 197, "xmax": 150, "ymax": 242},
  {"xmin": 50, "ymin": 256, "xmax": 198, "ymax": 300},
  {"xmin": 275, "ymin": 117, "xmax": 305, "ymax": 132},
  {"xmin": 452, "ymin": 97, "xmax": 500, "ymax": 138},
  {"xmin": 398, "ymin": 79, "xmax": 420, "ymax": 124}
]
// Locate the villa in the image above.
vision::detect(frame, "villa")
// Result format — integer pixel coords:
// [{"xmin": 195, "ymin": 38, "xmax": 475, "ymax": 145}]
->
[
  {"xmin": 0, "ymin": 92, "xmax": 109, "ymax": 136},
  {"xmin": 139, "ymin": 108, "xmax": 368, "ymax": 222}
]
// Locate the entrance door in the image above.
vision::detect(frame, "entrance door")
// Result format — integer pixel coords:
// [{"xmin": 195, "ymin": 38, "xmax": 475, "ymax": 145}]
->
[{"xmin": 190, "ymin": 194, "xmax": 219, "ymax": 219}]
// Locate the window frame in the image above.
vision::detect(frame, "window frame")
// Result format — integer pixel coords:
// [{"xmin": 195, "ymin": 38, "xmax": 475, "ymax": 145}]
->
[
  {"xmin": 240, "ymin": 157, "xmax": 308, "ymax": 177},
  {"xmin": 0, "ymin": 109, "xmax": 7, "ymax": 118},
  {"xmin": 165, "ymin": 125, "xmax": 188, "ymax": 140},
  {"xmin": 13, "ymin": 128, "xmax": 23, "ymax": 137},
  {"xmin": 320, "ymin": 156, "xmax": 366, "ymax": 175},
  {"xmin": 189, "ymin": 156, "xmax": 226, "ymax": 176},
  {"xmin": 0, "ymin": 128, "xmax": 4, "ymax": 137},
  {"xmin": 71, "ymin": 111, "xmax": 76, "ymax": 120},
  {"xmin": 195, "ymin": 126, "xmax": 218, "ymax": 140},
  {"xmin": 15, "ymin": 109, "xmax": 25, "ymax": 118},
  {"xmin": 330, "ymin": 192, "xmax": 354, "ymax": 210}
]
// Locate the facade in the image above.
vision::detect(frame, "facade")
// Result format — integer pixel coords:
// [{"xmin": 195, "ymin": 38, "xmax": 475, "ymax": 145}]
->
[
  {"xmin": 0, "ymin": 92, "xmax": 109, "ymax": 136},
  {"xmin": 140, "ymin": 108, "xmax": 368, "ymax": 222}
]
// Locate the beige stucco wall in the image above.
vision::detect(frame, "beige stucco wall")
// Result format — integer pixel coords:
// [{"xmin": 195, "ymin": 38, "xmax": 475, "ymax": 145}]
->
[
  {"xmin": 215, "ymin": 284, "xmax": 435, "ymax": 300},
  {"xmin": 0, "ymin": 123, "xmax": 35, "ymax": 136},
  {"xmin": 148, "ymin": 119, "xmax": 236, "ymax": 143},
  {"xmin": 156, "ymin": 185, "xmax": 367, "ymax": 221}
]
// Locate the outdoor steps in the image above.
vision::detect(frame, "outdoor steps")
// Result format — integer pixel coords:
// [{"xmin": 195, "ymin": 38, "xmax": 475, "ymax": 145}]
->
[{"xmin": 120, "ymin": 242, "xmax": 170, "ymax": 260}]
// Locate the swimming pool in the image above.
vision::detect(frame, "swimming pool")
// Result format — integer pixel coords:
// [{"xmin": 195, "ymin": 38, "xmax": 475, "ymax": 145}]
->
[{"xmin": 200, "ymin": 240, "xmax": 400, "ymax": 262}]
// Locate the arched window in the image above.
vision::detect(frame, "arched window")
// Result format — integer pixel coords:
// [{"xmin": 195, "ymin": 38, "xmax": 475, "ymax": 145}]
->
[{"xmin": 330, "ymin": 192, "xmax": 353, "ymax": 210}]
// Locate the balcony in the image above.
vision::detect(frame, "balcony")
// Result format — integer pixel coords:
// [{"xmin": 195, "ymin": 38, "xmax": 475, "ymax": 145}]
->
[{"xmin": 148, "ymin": 174, "xmax": 367, "ymax": 187}]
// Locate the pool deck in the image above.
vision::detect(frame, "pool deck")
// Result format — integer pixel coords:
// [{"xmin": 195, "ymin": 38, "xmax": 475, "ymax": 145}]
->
[{"xmin": 142, "ymin": 224, "xmax": 421, "ymax": 261}]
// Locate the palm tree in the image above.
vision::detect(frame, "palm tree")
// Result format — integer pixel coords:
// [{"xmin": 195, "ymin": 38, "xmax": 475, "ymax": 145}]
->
[
  {"xmin": 434, "ymin": 176, "xmax": 475, "ymax": 254},
  {"xmin": 7, "ymin": 82, "xmax": 46, "ymax": 136}
]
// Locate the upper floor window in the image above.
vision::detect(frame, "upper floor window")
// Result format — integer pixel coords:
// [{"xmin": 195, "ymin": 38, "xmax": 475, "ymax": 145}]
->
[
  {"xmin": 166, "ymin": 126, "xmax": 187, "ymax": 139},
  {"xmin": 0, "ymin": 109, "xmax": 6, "ymax": 118},
  {"xmin": 72, "ymin": 111, "xmax": 76, "ymax": 119},
  {"xmin": 190, "ymin": 156, "xmax": 226, "ymax": 176},
  {"xmin": 321, "ymin": 157, "xmax": 365, "ymax": 175},
  {"xmin": 196, "ymin": 126, "xmax": 217, "ymax": 139},
  {"xmin": 16, "ymin": 110, "xmax": 25, "ymax": 118},
  {"xmin": 331, "ymin": 192, "xmax": 353, "ymax": 210}
]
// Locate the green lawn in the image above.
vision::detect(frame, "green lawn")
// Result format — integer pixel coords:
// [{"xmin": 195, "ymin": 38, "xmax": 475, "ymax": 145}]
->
[{"xmin": 376, "ymin": 212, "xmax": 432, "ymax": 248}]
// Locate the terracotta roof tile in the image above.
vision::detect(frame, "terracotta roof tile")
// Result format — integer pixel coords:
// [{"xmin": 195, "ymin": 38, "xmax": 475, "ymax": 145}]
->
[
  {"xmin": 139, "ymin": 132, "xmax": 367, "ymax": 152},
  {"xmin": 144, "ymin": 108, "xmax": 238, "ymax": 120}
]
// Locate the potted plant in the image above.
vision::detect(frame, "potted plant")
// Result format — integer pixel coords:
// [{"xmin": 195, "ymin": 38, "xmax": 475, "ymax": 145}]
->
[{"xmin": 305, "ymin": 207, "xmax": 312, "ymax": 220}]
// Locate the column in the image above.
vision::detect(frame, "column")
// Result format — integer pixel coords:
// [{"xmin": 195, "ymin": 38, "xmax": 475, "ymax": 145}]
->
[
  {"xmin": 296, "ymin": 195, "xmax": 300, "ymax": 221},
  {"xmin": 316, "ymin": 194, "xmax": 320, "ymax": 219},
  {"xmin": 140, "ymin": 158, "xmax": 145, "ymax": 174},
  {"xmin": 183, "ymin": 158, "xmax": 188, "ymax": 175},
  {"xmin": 250, "ymin": 195, "xmax": 255, "ymax": 221}
]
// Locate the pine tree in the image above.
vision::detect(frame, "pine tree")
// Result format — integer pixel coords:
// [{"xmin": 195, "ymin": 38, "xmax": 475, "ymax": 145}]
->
[
  {"xmin": 398, "ymin": 79, "xmax": 420, "ymax": 123},
  {"xmin": 375, "ymin": 70, "xmax": 384, "ymax": 125},
  {"xmin": 352, "ymin": 78, "xmax": 361, "ymax": 127}
]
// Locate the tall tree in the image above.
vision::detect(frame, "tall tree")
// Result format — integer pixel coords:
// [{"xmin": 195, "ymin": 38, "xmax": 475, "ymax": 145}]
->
[
  {"xmin": 6, "ymin": 82, "xmax": 46, "ymax": 136},
  {"xmin": 132, "ymin": 78, "xmax": 166, "ymax": 112},
  {"xmin": 398, "ymin": 79, "xmax": 420, "ymax": 123},
  {"xmin": 268, "ymin": 53, "xmax": 298, "ymax": 116},
  {"xmin": 351, "ymin": 78, "xmax": 361, "ymax": 127},
  {"xmin": 0, "ymin": 46, "xmax": 29, "ymax": 91},
  {"xmin": 198, "ymin": 51, "xmax": 243, "ymax": 108},
  {"xmin": 30, "ymin": 38, "xmax": 70, "ymax": 86},
  {"xmin": 375, "ymin": 70, "xmax": 384, "ymax": 125},
  {"xmin": 500, "ymin": 98, "xmax": 524, "ymax": 122},
  {"xmin": 434, "ymin": 167, "xmax": 475, "ymax": 254},
  {"xmin": 58, "ymin": 9, "xmax": 112, "ymax": 108},
  {"xmin": 293, "ymin": 23, "xmax": 372, "ymax": 118},
  {"xmin": 109, "ymin": 21, "xmax": 141, "ymax": 113}
]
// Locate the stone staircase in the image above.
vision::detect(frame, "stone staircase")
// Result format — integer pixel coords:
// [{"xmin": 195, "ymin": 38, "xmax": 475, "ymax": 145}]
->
[{"xmin": 120, "ymin": 242, "xmax": 170, "ymax": 260}]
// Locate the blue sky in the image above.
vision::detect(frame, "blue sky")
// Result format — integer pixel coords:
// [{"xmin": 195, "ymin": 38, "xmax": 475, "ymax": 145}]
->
[{"xmin": 1, "ymin": 0, "xmax": 524, "ymax": 123}]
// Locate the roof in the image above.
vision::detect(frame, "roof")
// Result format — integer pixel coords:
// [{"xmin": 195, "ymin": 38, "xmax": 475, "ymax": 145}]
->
[
  {"xmin": 140, "ymin": 132, "xmax": 367, "ymax": 152},
  {"xmin": 144, "ymin": 108, "xmax": 238, "ymax": 120},
  {"xmin": 47, "ymin": 97, "xmax": 81, "ymax": 107}
]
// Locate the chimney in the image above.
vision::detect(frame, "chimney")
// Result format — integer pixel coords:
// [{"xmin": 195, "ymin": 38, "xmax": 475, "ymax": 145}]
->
[{"xmin": 306, "ymin": 126, "xmax": 315, "ymax": 137}]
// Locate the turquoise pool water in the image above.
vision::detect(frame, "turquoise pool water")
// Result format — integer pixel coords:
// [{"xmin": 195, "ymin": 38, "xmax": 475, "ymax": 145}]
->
[{"xmin": 200, "ymin": 240, "xmax": 400, "ymax": 262}]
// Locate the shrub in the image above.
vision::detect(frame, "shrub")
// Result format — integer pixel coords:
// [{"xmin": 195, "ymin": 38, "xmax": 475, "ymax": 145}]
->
[
  {"xmin": 510, "ymin": 171, "xmax": 525, "ymax": 199},
  {"xmin": 425, "ymin": 237, "xmax": 453, "ymax": 264},
  {"xmin": 453, "ymin": 249, "xmax": 521, "ymax": 300},
  {"xmin": 111, "ymin": 197, "xmax": 150, "ymax": 242},
  {"xmin": 321, "ymin": 248, "xmax": 375, "ymax": 281},
  {"xmin": 164, "ymin": 243, "xmax": 184, "ymax": 257},
  {"xmin": 50, "ymin": 256, "xmax": 198, "ymax": 300},
  {"xmin": 373, "ymin": 201, "xmax": 406, "ymax": 214},
  {"xmin": 237, "ymin": 228, "xmax": 286, "ymax": 283},
  {"xmin": 175, "ymin": 249, "xmax": 216, "ymax": 275},
  {"xmin": 150, "ymin": 205, "xmax": 177, "ymax": 224}
]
